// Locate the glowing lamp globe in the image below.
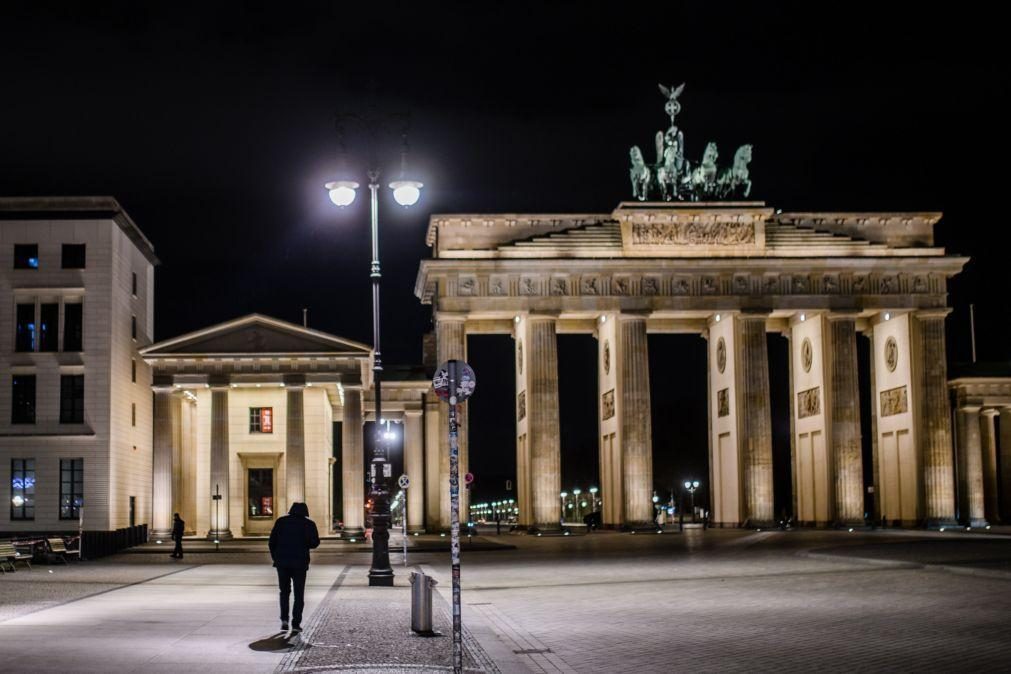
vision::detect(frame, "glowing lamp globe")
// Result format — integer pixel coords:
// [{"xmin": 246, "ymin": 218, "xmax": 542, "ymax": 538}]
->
[
  {"xmin": 325, "ymin": 180, "xmax": 359, "ymax": 207},
  {"xmin": 684, "ymin": 481, "xmax": 692, "ymax": 490},
  {"xmin": 389, "ymin": 179, "xmax": 423, "ymax": 206}
]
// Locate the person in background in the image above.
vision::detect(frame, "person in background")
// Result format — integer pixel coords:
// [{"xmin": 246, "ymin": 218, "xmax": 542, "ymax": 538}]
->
[
  {"xmin": 170, "ymin": 513, "xmax": 185, "ymax": 559},
  {"xmin": 268, "ymin": 502, "xmax": 321, "ymax": 632}
]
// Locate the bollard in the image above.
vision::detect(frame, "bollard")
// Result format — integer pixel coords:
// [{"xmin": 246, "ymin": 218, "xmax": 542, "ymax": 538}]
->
[{"xmin": 410, "ymin": 571, "xmax": 438, "ymax": 634}]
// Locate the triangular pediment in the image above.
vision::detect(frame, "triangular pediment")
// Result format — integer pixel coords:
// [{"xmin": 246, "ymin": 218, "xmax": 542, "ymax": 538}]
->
[{"xmin": 140, "ymin": 314, "xmax": 372, "ymax": 357}]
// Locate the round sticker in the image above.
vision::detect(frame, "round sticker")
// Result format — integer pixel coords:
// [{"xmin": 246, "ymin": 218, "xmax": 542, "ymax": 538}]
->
[
  {"xmin": 433, "ymin": 360, "xmax": 477, "ymax": 401},
  {"xmin": 464, "ymin": 472, "xmax": 474, "ymax": 484}
]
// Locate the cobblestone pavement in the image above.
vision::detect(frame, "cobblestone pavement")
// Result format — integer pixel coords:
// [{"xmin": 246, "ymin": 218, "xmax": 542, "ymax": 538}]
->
[{"xmin": 1, "ymin": 529, "xmax": 1010, "ymax": 672}]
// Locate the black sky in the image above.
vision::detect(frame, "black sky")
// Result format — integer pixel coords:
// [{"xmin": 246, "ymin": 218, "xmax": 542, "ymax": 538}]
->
[{"xmin": 2, "ymin": 2, "xmax": 1008, "ymax": 506}]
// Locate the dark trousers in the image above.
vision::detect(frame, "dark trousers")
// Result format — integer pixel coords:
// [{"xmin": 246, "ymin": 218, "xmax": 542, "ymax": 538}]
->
[
  {"xmin": 276, "ymin": 567, "xmax": 307, "ymax": 625},
  {"xmin": 173, "ymin": 538, "xmax": 183, "ymax": 557}
]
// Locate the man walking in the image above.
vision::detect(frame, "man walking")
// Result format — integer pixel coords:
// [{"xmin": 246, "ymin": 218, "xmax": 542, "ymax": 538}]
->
[
  {"xmin": 170, "ymin": 513, "xmax": 185, "ymax": 559},
  {"xmin": 268, "ymin": 502, "xmax": 320, "ymax": 632}
]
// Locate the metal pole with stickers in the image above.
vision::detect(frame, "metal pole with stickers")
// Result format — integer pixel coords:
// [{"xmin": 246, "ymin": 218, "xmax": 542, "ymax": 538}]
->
[
  {"xmin": 398, "ymin": 473, "xmax": 410, "ymax": 566},
  {"xmin": 432, "ymin": 359, "xmax": 476, "ymax": 674}
]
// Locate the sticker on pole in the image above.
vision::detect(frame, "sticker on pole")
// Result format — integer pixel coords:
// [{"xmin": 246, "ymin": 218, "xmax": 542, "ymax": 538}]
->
[
  {"xmin": 433, "ymin": 360, "xmax": 477, "ymax": 402},
  {"xmin": 398, "ymin": 474, "xmax": 410, "ymax": 489},
  {"xmin": 464, "ymin": 472, "xmax": 474, "ymax": 485}
]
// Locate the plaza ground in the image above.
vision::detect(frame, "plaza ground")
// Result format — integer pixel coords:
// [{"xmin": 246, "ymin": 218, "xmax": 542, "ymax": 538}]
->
[{"xmin": 1, "ymin": 528, "xmax": 1010, "ymax": 672}]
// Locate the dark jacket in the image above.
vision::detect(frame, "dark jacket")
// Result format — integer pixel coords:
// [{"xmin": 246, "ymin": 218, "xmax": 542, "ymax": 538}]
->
[
  {"xmin": 269, "ymin": 502, "xmax": 321, "ymax": 570},
  {"xmin": 172, "ymin": 517, "xmax": 185, "ymax": 541}
]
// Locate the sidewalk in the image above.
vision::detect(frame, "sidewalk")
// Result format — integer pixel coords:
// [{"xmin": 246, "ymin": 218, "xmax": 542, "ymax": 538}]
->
[{"xmin": 281, "ymin": 565, "xmax": 509, "ymax": 673}]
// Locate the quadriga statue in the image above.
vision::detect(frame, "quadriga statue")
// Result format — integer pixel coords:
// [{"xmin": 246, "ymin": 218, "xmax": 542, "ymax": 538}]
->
[
  {"xmin": 629, "ymin": 146, "xmax": 651, "ymax": 201},
  {"xmin": 717, "ymin": 144, "xmax": 753, "ymax": 198}
]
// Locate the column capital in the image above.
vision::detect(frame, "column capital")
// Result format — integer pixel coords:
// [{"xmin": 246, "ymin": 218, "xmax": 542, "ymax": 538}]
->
[
  {"xmin": 981, "ymin": 408, "xmax": 1000, "ymax": 418},
  {"xmin": 152, "ymin": 384, "xmax": 175, "ymax": 394},
  {"xmin": 283, "ymin": 374, "xmax": 307, "ymax": 389},
  {"xmin": 825, "ymin": 310, "xmax": 861, "ymax": 322},
  {"xmin": 404, "ymin": 409, "xmax": 424, "ymax": 418},
  {"xmin": 434, "ymin": 312, "xmax": 468, "ymax": 324},
  {"xmin": 615, "ymin": 311, "xmax": 649, "ymax": 322}
]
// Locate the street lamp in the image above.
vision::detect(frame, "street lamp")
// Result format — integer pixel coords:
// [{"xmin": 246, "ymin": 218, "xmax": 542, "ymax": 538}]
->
[
  {"xmin": 684, "ymin": 480, "xmax": 700, "ymax": 520},
  {"xmin": 573, "ymin": 488, "xmax": 582, "ymax": 521},
  {"xmin": 560, "ymin": 491, "xmax": 568, "ymax": 524},
  {"xmin": 589, "ymin": 486, "xmax": 599, "ymax": 512},
  {"xmin": 324, "ymin": 130, "xmax": 423, "ymax": 587}
]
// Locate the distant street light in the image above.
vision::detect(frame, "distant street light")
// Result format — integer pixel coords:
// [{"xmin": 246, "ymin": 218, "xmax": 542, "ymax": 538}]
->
[
  {"xmin": 573, "ymin": 488, "xmax": 582, "ymax": 521},
  {"xmin": 684, "ymin": 480, "xmax": 700, "ymax": 520},
  {"xmin": 560, "ymin": 491, "xmax": 568, "ymax": 524},
  {"xmin": 589, "ymin": 486, "xmax": 599, "ymax": 512}
]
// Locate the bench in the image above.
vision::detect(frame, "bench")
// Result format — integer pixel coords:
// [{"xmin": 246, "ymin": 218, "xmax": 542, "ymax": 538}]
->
[
  {"xmin": 47, "ymin": 537, "xmax": 80, "ymax": 564},
  {"xmin": 0, "ymin": 540, "xmax": 32, "ymax": 573}
]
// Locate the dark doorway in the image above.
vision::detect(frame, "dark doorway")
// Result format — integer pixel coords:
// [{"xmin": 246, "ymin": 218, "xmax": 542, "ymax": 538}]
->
[
  {"xmin": 648, "ymin": 334, "xmax": 708, "ymax": 511},
  {"xmin": 858, "ymin": 333, "xmax": 874, "ymax": 519},
  {"xmin": 768, "ymin": 333, "xmax": 792, "ymax": 522},
  {"xmin": 129, "ymin": 495, "xmax": 136, "ymax": 527},
  {"xmin": 558, "ymin": 335, "xmax": 599, "ymax": 493},
  {"xmin": 465, "ymin": 335, "xmax": 516, "ymax": 505}
]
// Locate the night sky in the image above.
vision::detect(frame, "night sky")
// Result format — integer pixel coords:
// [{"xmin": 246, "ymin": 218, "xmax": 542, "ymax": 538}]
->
[{"xmin": 2, "ymin": 3, "xmax": 1008, "ymax": 509}]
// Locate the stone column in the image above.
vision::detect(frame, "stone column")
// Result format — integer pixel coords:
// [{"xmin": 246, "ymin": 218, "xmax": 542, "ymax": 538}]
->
[
  {"xmin": 618, "ymin": 316, "xmax": 653, "ymax": 527},
  {"xmin": 424, "ymin": 393, "xmax": 441, "ymax": 532},
  {"xmin": 151, "ymin": 386, "xmax": 175, "ymax": 538},
  {"xmin": 404, "ymin": 409, "xmax": 425, "ymax": 532},
  {"xmin": 735, "ymin": 313, "xmax": 774, "ymax": 526},
  {"xmin": 436, "ymin": 316, "xmax": 468, "ymax": 529},
  {"xmin": 956, "ymin": 406, "xmax": 986, "ymax": 526},
  {"xmin": 286, "ymin": 385, "xmax": 306, "ymax": 505},
  {"xmin": 341, "ymin": 388, "xmax": 365, "ymax": 536},
  {"xmin": 827, "ymin": 315, "xmax": 864, "ymax": 525},
  {"xmin": 208, "ymin": 385, "xmax": 232, "ymax": 540},
  {"xmin": 914, "ymin": 312, "xmax": 957, "ymax": 527},
  {"xmin": 980, "ymin": 410, "xmax": 1000, "ymax": 525},
  {"xmin": 1001, "ymin": 408, "xmax": 1011, "ymax": 523},
  {"xmin": 526, "ymin": 316, "xmax": 561, "ymax": 530}
]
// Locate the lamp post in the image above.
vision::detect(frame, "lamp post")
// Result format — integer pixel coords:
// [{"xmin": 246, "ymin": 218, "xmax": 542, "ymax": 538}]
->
[
  {"xmin": 560, "ymin": 491, "xmax": 568, "ymax": 524},
  {"xmin": 325, "ymin": 144, "xmax": 422, "ymax": 587},
  {"xmin": 589, "ymin": 486, "xmax": 599, "ymax": 513},
  {"xmin": 684, "ymin": 480, "xmax": 700, "ymax": 521},
  {"xmin": 572, "ymin": 488, "xmax": 582, "ymax": 522}
]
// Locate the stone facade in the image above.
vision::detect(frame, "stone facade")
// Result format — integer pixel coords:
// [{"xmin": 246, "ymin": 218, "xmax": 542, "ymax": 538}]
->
[
  {"xmin": 0, "ymin": 198, "xmax": 156, "ymax": 534},
  {"xmin": 416, "ymin": 201, "xmax": 969, "ymax": 529}
]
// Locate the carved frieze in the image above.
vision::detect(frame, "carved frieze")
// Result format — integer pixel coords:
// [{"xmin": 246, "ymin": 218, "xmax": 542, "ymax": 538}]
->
[
  {"xmin": 629, "ymin": 220, "xmax": 756, "ymax": 246},
  {"xmin": 550, "ymin": 277, "xmax": 568, "ymax": 296},
  {"xmin": 602, "ymin": 389, "xmax": 615, "ymax": 420},
  {"xmin": 519, "ymin": 276, "xmax": 538, "ymax": 295},
  {"xmin": 458, "ymin": 276, "xmax": 477, "ymax": 296},
  {"xmin": 581, "ymin": 275, "xmax": 600, "ymax": 295},
  {"xmin": 798, "ymin": 386, "xmax": 820, "ymax": 418},
  {"xmin": 716, "ymin": 338, "xmax": 726, "ymax": 374},
  {"xmin": 880, "ymin": 385, "xmax": 908, "ymax": 417},
  {"xmin": 717, "ymin": 388, "xmax": 730, "ymax": 417},
  {"xmin": 801, "ymin": 338, "xmax": 813, "ymax": 373},
  {"xmin": 642, "ymin": 276, "xmax": 660, "ymax": 295},
  {"xmin": 884, "ymin": 337, "xmax": 898, "ymax": 372},
  {"xmin": 489, "ymin": 276, "xmax": 507, "ymax": 296},
  {"xmin": 612, "ymin": 276, "xmax": 632, "ymax": 295},
  {"xmin": 518, "ymin": 390, "xmax": 526, "ymax": 421}
]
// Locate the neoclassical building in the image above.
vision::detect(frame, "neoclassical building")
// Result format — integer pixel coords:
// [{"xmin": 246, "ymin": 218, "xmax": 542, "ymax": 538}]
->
[{"xmin": 415, "ymin": 201, "xmax": 973, "ymax": 529}]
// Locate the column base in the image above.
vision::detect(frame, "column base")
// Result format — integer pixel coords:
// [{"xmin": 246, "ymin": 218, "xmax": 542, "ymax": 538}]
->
[
  {"xmin": 150, "ymin": 529, "xmax": 172, "ymax": 541},
  {"xmin": 743, "ymin": 520, "xmax": 776, "ymax": 529},
  {"xmin": 206, "ymin": 530, "xmax": 233, "ymax": 541},
  {"xmin": 340, "ymin": 528, "xmax": 365, "ymax": 539},
  {"xmin": 968, "ymin": 518, "xmax": 989, "ymax": 529},
  {"xmin": 527, "ymin": 524, "xmax": 564, "ymax": 536},
  {"xmin": 406, "ymin": 526, "xmax": 425, "ymax": 535},
  {"xmin": 924, "ymin": 518, "xmax": 958, "ymax": 530},
  {"xmin": 621, "ymin": 522, "xmax": 661, "ymax": 533}
]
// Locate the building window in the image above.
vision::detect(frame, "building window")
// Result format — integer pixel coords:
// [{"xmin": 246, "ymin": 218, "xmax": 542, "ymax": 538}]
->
[
  {"xmin": 62, "ymin": 244, "xmax": 86, "ymax": 269},
  {"xmin": 59, "ymin": 458, "xmax": 84, "ymax": 520},
  {"xmin": 15, "ymin": 303, "xmax": 35, "ymax": 352},
  {"xmin": 131, "ymin": 402, "xmax": 136, "ymax": 427},
  {"xmin": 40, "ymin": 303, "xmax": 59, "ymax": 352},
  {"xmin": 10, "ymin": 459, "xmax": 35, "ymax": 521},
  {"xmin": 11, "ymin": 375, "xmax": 36, "ymax": 424},
  {"xmin": 60, "ymin": 375, "xmax": 85, "ymax": 423},
  {"xmin": 14, "ymin": 244, "xmax": 38, "ymax": 269},
  {"xmin": 249, "ymin": 407, "xmax": 273, "ymax": 433},
  {"xmin": 248, "ymin": 468, "xmax": 274, "ymax": 518},
  {"xmin": 64, "ymin": 303, "xmax": 83, "ymax": 351},
  {"xmin": 131, "ymin": 358, "xmax": 137, "ymax": 383},
  {"xmin": 131, "ymin": 315, "xmax": 137, "ymax": 340},
  {"xmin": 132, "ymin": 272, "xmax": 138, "ymax": 296}
]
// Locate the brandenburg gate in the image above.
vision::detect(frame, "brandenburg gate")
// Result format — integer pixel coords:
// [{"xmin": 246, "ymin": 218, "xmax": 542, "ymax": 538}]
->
[{"xmin": 415, "ymin": 84, "xmax": 968, "ymax": 531}]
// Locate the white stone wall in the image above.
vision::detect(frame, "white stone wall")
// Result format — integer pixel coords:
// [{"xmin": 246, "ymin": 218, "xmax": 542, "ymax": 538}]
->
[
  {"xmin": 708, "ymin": 314, "xmax": 740, "ymax": 525},
  {"xmin": 596, "ymin": 313, "xmax": 621, "ymax": 526},
  {"xmin": 871, "ymin": 313, "xmax": 919, "ymax": 523},
  {"xmin": 790, "ymin": 314, "xmax": 831, "ymax": 524},
  {"xmin": 0, "ymin": 218, "xmax": 152, "ymax": 533},
  {"xmin": 304, "ymin": 386, "xmax": 333, "ymax": 528}
]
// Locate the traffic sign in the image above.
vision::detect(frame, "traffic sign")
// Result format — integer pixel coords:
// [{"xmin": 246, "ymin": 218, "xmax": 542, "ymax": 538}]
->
[
  {"xmin": 433, "ymin": 360, "xmax": 477, "ymax": 402},
  {"xmin": 398, "ymin": 474, "xmax": 410, "ymax": 489}
]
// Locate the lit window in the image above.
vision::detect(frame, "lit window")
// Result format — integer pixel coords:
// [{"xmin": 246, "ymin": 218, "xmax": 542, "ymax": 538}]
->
[
  {"xmin": 10, "ymin": 459, "xmax": 35, "ymax": 521},
  {"xmin": 249, "ymin": 407, "xmax": 273, "ymax": 433},
  {"xmin": 40, "ymin": 303, "xmax": 59, "ymax": 352},
  {"xmin": 59, "ymin": 458, "xmax": 83, "ymax": 520},
  {"xmin": 248, "ymin": 468, "xmax": 274, "ymax": 518},
  {"xmin": 14, "ymin": 244, "xmax": 38, "ymax": 269},
  {"xmin": 15, "ymin": 304, "xmax": 35, "ymax": 352}
]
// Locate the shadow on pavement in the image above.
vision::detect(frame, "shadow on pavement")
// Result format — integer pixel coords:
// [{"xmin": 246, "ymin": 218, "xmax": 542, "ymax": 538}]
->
[{"xmin": 249, "ymin": 632, "xmax": 298, "ymax": 652}]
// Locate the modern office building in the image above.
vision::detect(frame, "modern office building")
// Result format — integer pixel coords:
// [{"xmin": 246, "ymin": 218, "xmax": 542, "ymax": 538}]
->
[{"xmin": 0, "ymin": 197, "xmax": 156, "ymax": 534}]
